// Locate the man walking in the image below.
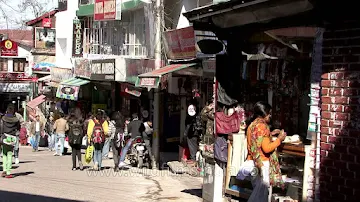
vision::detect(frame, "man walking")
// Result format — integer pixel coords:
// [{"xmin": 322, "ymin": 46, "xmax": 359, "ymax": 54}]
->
[
  {"xmin": 14, "ymin": 108, "xmax": 24, "ymax": 164},
  {"xmin": 1, "ymin": 104, "xmax": 20, "ymax": 178},
  {"xmin": 118, "ymin": 113, "xmax": 144, "ymax": 168},
  {"xmin": 30, "ymin": 115, "xmax": 44, "ymax": 152},
  {"xmin": 53, "ymin": 113, "xmax": 69, "ymax": 156}
]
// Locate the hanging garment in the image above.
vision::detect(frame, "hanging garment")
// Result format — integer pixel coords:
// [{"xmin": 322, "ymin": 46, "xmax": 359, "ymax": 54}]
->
[
  {"xmin": 217, "ymin": 82, "xmax": 238, "ymax": 106},
  {"xmin": 230, "ymin": 129, "xmax": 248, "ymax": 176}
]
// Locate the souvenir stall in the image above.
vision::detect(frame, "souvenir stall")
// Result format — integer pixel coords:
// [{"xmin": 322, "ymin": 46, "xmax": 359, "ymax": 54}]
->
[{"xmin": 212, "ymin": 38, "xmax": 317, "ymax": 202}]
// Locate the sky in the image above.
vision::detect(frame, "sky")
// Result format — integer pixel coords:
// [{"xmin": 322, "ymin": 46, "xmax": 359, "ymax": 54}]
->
[{"xmin": 0, "ymin": 0, "xmax": 58, "ymax": 29}]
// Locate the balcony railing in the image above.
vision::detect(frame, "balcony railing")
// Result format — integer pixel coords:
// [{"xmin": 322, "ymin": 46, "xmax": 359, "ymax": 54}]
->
[{"xmin": 84, "ymin": 27, "xmax": 147, "ymax": 57}]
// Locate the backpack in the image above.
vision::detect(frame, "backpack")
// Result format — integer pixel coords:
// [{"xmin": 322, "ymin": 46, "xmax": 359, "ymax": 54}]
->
[
  {"xmin": 70, "ymin": 122, "xmax": 83, "ymax": 145},
  {"xmin": 92, "ymin": 119, "xmax": 105, "ymax": 144}
]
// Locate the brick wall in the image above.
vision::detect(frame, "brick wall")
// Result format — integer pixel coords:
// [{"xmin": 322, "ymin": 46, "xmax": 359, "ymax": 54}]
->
[{"xmin": 320, "ymin": 21, "xmax": 360, "ymax": 202}]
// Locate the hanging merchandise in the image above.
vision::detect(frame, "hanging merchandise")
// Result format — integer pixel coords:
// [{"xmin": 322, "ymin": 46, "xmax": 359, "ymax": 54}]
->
[
  {"xmin": 242, "ymin": 61, "xmax": 247, "ymax": 80},
  {"xmin": 215, "ymin": 109, "xmax": 240, "ymax": 134}
]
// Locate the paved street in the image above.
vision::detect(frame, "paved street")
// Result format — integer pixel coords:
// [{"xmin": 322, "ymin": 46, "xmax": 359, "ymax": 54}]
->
[{"xmin": 0, "ymin": 146, "xmax": 203, "ymax": 202}]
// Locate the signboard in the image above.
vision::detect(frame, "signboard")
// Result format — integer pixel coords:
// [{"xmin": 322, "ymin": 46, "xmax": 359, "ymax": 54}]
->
[
  {"xmin": 74, "ymin": 58, "xmax": 91, "ymax": 79},
  {"xmin": 0, "ymin": 40, "xmax": 18, "ymax": 56},
  {"xmin": 0, "ymin": 73, "xmax": 34, "ymax": 81},
  {"xmin": 73, "ymin": 19, "xmax": 83, "ymax": 57},
  {"xmin": 0, "ymin": 83, "xmax": 31, "ymax": 93},
  {"xmin": 51, "ymin": 67, "xmax": 73, "ymax": 82},
  {"xmin": 58, "ymin": 0, "xmax": 68, "ymax": 12},
  {"xmin": 42, "ymin": 18, "xmax": 52, "ymax": 28},
  {"xmin": 56, "ymin": 85, "xmax": 80, "ymax": 101},
  {"xmin": 125, "ymin": 58, "xmax": 157, "ymax": 83},
  {"xmin": 202, "ymin": 59, "xmax": 216, "ymax": 73},
  {"xmin": 139, "ymin": 77, "xmax": 156, "ymax": 86},
  {"xmin": 35, "ymin": 28, "xmax": 56, "ymax": 49},
  {"xmin": 94, "ymin": 0, "xmax": 122, "ymax": 21},
  {"xmin": 163, "ymin": 26, "xmax": 196, "ymax": 60},
  {"xmin": 90, "ymin": 59, "xmax": 115, "ymax": 81}
]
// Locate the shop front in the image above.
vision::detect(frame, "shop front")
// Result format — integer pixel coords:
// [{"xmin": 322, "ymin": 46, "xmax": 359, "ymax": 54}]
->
[{"xmin": 184, "ymin": 1, "xmax": 325, "ymax": 202}]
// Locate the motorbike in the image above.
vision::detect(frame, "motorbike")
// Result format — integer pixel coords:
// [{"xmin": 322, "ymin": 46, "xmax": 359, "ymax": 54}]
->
[{"xmin": 127, "ymin": 136, "xmax": 150, "ymax": 168}]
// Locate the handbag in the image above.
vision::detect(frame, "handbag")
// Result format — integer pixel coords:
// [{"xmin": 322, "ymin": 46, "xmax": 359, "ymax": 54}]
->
[
  {"xmin": 214, "ymin": 136, "xmax": 228, "ymax": 163},
  {"xmin": 215, "ymin": 109, "xmax": 240, "ymax": 134}
]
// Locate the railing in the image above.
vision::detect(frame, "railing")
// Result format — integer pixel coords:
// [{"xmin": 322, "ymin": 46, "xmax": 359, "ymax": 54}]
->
[{"xmin": 84, "ymin": 27, "xmax": 147, "ymax": 57}]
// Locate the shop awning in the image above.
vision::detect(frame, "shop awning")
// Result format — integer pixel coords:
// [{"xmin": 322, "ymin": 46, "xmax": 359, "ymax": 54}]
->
[
  {"xmin": 60, "ymin": 78, "xmax": 90, "ymax": 86},
  {"xmin": 27, "ymin": 95, "xmax": 46, "ymax": 109},
  {"xmin": 135, "ymin": 63, "xmax": 197, "ymax": 88},
  {"xmin": 38, "ymin": 75, "xmax": 51, "ymax": 82}
]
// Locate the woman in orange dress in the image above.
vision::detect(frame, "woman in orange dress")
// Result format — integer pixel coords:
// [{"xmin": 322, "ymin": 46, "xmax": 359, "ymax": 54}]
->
[{"xmin": 246, "ymin": 101, "xmax": 287, "ymax": 202}]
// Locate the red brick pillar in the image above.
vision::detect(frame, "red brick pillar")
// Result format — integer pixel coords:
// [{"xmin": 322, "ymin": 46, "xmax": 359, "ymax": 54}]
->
[{"xmin": 321, "ymin": 21, "xmax": 360, "ymax": 202}]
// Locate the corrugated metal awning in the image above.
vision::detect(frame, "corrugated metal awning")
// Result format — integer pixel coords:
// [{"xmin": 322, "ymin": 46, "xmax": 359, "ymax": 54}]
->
[
  {"xmin": 60, "ymin": 78, "xmax": 90, "ymax": 86},
  {"xmin": 27, "ymin": 95, "xmax": 46, "ymax": 109}
]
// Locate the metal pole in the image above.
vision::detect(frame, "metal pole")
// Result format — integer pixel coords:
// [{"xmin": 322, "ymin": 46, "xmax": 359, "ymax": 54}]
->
[{"xmin": 152, "ymin": 0, "xmax": 163, "ymax": 169}]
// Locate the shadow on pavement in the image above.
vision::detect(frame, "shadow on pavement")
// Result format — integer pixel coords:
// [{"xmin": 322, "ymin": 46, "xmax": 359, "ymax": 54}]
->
[
  {"xmin": 13, "ymin": 171, "xmax": 35, "ymax": 177},
  {"xmin": 181, "ymin": 189, "xmax": 202, "ymax": 198},
  {"xmin": 18, "ymin": 161, "xmax": 36, "ymax": 164},
  {"xmin": 0, "ymin": 190, "xmax": 83, "ymax": 202}
]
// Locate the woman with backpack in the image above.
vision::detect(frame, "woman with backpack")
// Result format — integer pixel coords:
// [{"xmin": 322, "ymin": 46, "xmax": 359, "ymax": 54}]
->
[
  {"xmin": 68, "ymin": 113, "xmax": 84, "ymax": 171},
  {"xmin": 87, "ymin": 111, "xmax": 109, "ymax": 171}
]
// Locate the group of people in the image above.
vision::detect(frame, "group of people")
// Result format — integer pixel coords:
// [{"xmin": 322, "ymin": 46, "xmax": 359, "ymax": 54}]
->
[{"xmin": 43, "ymin": 109, "xmax": 155, "ymax": 171}]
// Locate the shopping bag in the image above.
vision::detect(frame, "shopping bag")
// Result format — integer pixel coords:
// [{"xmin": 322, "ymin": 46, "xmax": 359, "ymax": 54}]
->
[
  {"xmin": 82, "ymin": 136, "xmax": 88, "ymax": 147},
  {"xmin": 85, "ymin": 145, "xmax": 94, "ymax": 164}
]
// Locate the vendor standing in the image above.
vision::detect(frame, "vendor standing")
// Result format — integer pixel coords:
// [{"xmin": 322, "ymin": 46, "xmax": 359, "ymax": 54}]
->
[{"xmin": 246, "ymin": 101, "xmax": 287, "ymax": 202}]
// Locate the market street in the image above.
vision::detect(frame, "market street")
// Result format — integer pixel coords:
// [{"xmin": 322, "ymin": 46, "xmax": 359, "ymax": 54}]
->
[{"xmin": 0, "ymin": 146, "xmax": 202, "ymax": 202}]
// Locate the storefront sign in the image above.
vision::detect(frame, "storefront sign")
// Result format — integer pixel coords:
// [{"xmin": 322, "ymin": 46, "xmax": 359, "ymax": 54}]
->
[
  {"xmin": 202, "ymin": 59, "xmax": 216, "ymax": 73},
  {"xmin": 73, "ymin": 19, "xmax": 83, "ymax": 57},
  {"xmin": 58, "ymin": 0, "xmax": 68, "ymax": 12},
  {"xmin": 125, "ymin": 58, "xmax": 157, "ymax": 83},
  {"xmin": 94, "ymin": 0, "xmax": 121, "ymax": 21},
  {"xmin": 90, "ymin": 59, "xmax": 115, "ymax": 81},
  {"xmin": 0, "ymin": 73, "xmax": 34, "ymax": 81},
  {"xmin": 164, "ymin": 26, "xmax": 196, "ymax": 60},
  {"xmin": 0, "ymin": 40, "xmax": 18, "ymax": 56},
  {"xmin": 74, "ymin": 58, "xmax": 91, "ymax": 79},
  {"xmin": 139, "ymin": 78, "xmax": 156, "ymax": 86},
  {"xmin": 51, "ymin": 67, "xmax": 73, "ymax": 82},
  {"xmin": 56, "ymin": 85, "xmax": 80, "ymax": 101},
  {"xmin": 42, "ymin": 18, "xmax": 52, "ymax": 28},
  {"xmin": 35, "ymin": 28, "xmax": 56, "ymax": 50},
  {"xmin": 0, "ymin": 83, "xmax": 30, "ymax": 93}
]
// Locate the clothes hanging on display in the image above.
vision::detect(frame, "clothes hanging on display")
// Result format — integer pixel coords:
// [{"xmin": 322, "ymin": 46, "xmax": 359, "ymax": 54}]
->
[{"xmin": 230, "ymin": 129, "xmax": 248, "ymax": 176}]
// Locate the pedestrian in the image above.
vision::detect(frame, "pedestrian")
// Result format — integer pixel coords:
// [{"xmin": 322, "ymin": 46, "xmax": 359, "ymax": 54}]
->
[
  {"xmin": 87, "ymin": 111, "xmax": 108, "ymax": 171},
  {"xmin": 53, "ymin": 113, "xmax": 69, "ymax": 156},
  {"xmin": 83, "ymin": 112, "xmax": 93, "ymax": 142},
  {"xmin": 68, "ymin": 113, "xmax": 84, "ymax": 171},
  {"xmin": 47, "ymin": 113, "xmax": 56, "ymax": 151},
  {"xmin": 143, "ymin": 120, "xmax": 156, "ymax": 168},
  {"xmin": 109, "ymin": 111, "xmax": 124, "ymax": 172},
  {"xmin": 102, "ymin": 115, "xmax": 111, "ymax": 159},
  {"xmin": 30, "ymin": 115, "xmax": 44, "ymax": 152},
  {"xmin": 1, "ymin": 104, "xmax": 20, "ymax": 178},
  {"xmin": 118, "ymin": 113, "xmax": 145, "ymax": 168},
  {"xmin": 14, "ymin": 108, "xmax": 24, "ymax": 165}
]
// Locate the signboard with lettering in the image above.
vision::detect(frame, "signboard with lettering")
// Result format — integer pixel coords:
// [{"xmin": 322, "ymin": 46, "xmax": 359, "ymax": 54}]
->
[
  {"xmin": 51, "ymin": 67, "xmax": 73, "ymax": 82},
  {"xmin": 0, "ymin": 40, "xmax": 18, "ymax": 56},
  {"xmin": 42, "ymin": 18, "xmax": 52, "ymax": 28},
  {"xmin": 94, "ymin": 0, "xmax": 121, "ymax": 21},
  {"xmin": 73, "ymin": 19, "xmax": 83, "ymax": 57},
  {"xmin": 0, "ymin": 73, "xmax": 35, "ymax": 81},
  {"xmin": 90, "ymin": 59, "xmax": 115, "ymax": 81},
  {"xmin": 58, "ymin": 0, "xmax": 68, "ymax": 12},
  {"xmin": 163, "ymin": 26, "xmax": 196, "ymax": 60},
  {"xmin": 74, "ymin": 58, "xmax": 91, "ymax": 79},
  {"xmin": 125, "ymin": 58, "xmax": 158, "ymax": 83},
  {"xmin": 0, "ymin": 83, "xmax": 30, "ymax": 93}
]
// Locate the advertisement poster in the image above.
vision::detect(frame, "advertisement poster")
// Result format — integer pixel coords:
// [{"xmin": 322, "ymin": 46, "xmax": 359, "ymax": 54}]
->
[
  {"xmin": 94, "ymin": 0, "xmax": 121, "ymax": 21},
  {"xmin": 35, "ymin": 28, "xmax": 56, "ymax": 49},
  {"xmin": 0, "ymin": 39, "xmax": 18, "ymax": 56},
  {"xmin": 163, "ymin": 26, "xmax": 196, "ymax": 60}
]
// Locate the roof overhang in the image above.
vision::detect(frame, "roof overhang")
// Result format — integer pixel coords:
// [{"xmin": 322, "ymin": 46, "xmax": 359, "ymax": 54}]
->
[{"xmin": 184, "ymin": 0, "xmax": 315, "ymax": 31}]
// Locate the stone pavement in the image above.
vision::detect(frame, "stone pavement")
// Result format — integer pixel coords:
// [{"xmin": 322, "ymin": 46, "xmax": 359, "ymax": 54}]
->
[{"xmin": 0, "ymin": 146, "xmax": 203, "ymax": 202}]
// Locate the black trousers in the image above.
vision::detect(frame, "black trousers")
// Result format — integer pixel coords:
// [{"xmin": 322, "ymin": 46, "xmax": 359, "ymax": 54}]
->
[
  {"xmin": 187, "ymin": 136, "xmax": 199, "ymax": 161},
  {"xmin": 71, "ymin": 144, "xmax": 82, "ymax": 168},
  {"xmin": 111, "ymin": 140, "xmax": 121, "ymax": 169}
]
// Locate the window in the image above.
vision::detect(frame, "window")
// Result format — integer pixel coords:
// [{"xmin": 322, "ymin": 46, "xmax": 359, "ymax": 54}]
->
[
  {"xmin": 79, "ymin": 0, "xmax": 94, "ymax": 5},
  {"xmin": 84, "ymin": 9, "xmax": 147, "ymax": 56},
  {"xmin": 13, "ymin": 59, "xmax": 26, "ymax": 72},
  {"xmin": 0, "ymin": 58, "xmax": 8, "ymax": 72}
]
